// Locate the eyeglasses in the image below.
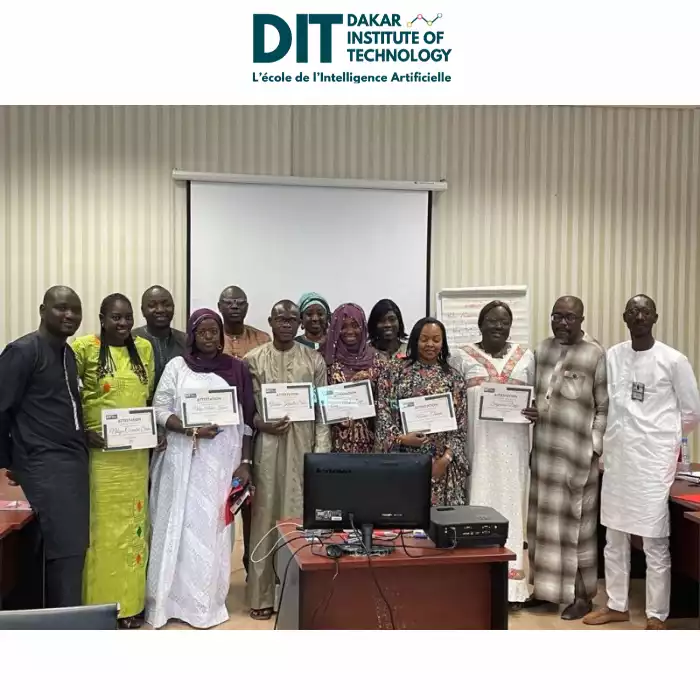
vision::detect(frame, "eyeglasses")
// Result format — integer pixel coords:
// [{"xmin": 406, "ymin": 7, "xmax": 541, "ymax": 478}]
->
[{"xmin": 551, "ymin": 313, "xmax": 581, "ymax": 324}]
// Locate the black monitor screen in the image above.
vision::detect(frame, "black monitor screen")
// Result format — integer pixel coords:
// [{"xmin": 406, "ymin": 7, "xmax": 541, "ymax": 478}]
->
[{"xmin": 303, "ymin": 452, "xmax": 432, "ymax": 532}]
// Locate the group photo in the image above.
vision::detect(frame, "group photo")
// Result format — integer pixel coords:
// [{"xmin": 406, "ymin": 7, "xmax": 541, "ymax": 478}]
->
[{"xmin": 1, "ymin": 105, "xmax": 700, "ymax": 634}]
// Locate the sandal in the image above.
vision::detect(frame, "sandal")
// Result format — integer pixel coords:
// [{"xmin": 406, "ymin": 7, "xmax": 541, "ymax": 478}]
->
[
  {"xmin": 118, "ymin": 616, "xmax": 143, "ymax": 629},
  {"xmin": 250, "ymin": 608, "xmax": 274, "ymax": 621}
]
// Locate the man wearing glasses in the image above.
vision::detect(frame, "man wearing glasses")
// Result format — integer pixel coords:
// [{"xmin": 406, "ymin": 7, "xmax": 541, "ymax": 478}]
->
[
  {"xmin": 525, "ymin": 296, "xmax": 609, "ymax": 620},
  {"xmin": 218, "ymin": 286, "xmax": 271, "ymax": 359},
  {"xmin": 584, "ymin": 295, "xmax": 700, "ymax": 629}
]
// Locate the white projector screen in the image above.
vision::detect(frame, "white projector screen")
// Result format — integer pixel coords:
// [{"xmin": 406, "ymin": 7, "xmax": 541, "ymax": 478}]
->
[{"xmin": 188, "ymin": 181, "xmax": 431, "ymax": 335}]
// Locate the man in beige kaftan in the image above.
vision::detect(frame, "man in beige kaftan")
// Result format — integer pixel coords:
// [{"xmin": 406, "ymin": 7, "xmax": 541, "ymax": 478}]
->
[{"xmin": 244, "ymin": 301, "xmax": 331, "ymax": 619}]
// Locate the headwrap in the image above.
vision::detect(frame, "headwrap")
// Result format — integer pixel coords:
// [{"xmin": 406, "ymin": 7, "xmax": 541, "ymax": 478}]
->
[
  {"xmin": 183, "ymin": 308, "xmax": 254, "ymax": 430},
  {"xmin": 324, "ymin": 303, "xmax": 376, "ymax": 376},
  {"xmin": 298, "ymin": 292, "xmax": 331, "ymax": 317}
]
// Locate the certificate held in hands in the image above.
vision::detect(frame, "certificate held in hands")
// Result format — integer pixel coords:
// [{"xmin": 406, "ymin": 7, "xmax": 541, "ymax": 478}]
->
[
  {"xmin": 262, "ymin": 383, "xmax": 315, "ymax": 423},
  {"xmin": 181, "ymin": 387, "xmax": 240, "ymax": 428},
  {"xmin": 102, "ymin": 407, "xmax": 158, "ymax": 451},
  {"xmin": 478, "ymin": 384, "xmax": 534, "ymax": 423},
  {"xmin": 399, "ymin": 393, "xmax": 458, "ymax": 435},
  {"xmin": 317, "ymin": 379, "xmax": 375, "ymax": 425}
]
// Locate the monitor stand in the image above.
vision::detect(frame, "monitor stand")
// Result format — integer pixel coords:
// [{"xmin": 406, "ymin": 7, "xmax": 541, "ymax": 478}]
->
[{"xmin": 342, "ymin": 523, "xmax": 394, "ymax": 557}]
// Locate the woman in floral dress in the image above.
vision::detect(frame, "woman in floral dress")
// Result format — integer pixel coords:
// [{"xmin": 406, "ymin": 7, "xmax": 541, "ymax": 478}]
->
[{"xmin": 375, "ymin": 317, "xmax": 468, "ymax": 505}]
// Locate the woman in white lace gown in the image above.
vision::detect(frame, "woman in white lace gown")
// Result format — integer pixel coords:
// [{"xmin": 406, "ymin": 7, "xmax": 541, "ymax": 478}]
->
[
  {"xmin": 449, "ymin": 301, "xmax": 535, "ymax": 604},
  {"xmin": 146, "ymin": 309, "xmax": 254, "ymax": 629}
]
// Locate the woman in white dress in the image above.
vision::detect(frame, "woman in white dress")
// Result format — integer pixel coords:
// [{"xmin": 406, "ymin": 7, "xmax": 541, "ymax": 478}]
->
[
  {"xmin": 146, "ymin": 308, "xmax": 254, "ymax": 629},
  {"xmin": 449, "ymin": 301, "xmax": 535, "ymax": 606}
]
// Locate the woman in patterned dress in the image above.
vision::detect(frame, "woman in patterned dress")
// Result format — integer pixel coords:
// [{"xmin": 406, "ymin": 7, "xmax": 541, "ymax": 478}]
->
[
  {"xmin": 375, "ymin": 317, "xmax": 468, "ymax": 505},
  {"xmin": 72, "ymin": 293, "xmax": 155, "ymax": 628},
  {"xmin": 324, "ymin": 303, "xmax": 382, "ymax": 453},
  {"xmin": 146, "ymin": 308, "xmax": 254, "ymax": 629},
  {"xmin": 449, "ymin": 301, "xmax": 535, "ymax": 605}
]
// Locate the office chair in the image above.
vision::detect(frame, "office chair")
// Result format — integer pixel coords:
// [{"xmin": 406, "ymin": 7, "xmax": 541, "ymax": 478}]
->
[{"xmin": 0, "ymin": 603, "xmax": 119, "ymax": 630}]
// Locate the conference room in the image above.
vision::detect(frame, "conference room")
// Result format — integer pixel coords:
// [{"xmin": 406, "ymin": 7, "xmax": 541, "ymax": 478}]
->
[{"xmin": 1, "ymin": 105, "xmax": 699, "ymax": 631}]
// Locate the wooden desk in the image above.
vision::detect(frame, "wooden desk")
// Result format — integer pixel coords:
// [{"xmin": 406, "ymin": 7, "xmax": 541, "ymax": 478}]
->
[
  {"xmin": 683, "ymin": 510, "xmax": 700, "ymax": 627},
  {"xmin": 274, "ymin": 521, "xmax": 516, "ymax": 630},
  {"xmin": 0, "ymin": 473, "xmax": 35, "ymax": 610}
]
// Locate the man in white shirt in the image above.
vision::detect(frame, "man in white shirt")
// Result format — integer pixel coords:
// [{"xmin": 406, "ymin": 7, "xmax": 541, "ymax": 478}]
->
[{"xmin": 584, "ymin": 294, "xmax": 700, "ymax": 629}]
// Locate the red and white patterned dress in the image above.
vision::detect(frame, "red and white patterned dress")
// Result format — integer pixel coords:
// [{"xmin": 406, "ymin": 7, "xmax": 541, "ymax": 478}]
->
[{"xmin": 449, "ymin": 342, "xmax": 535, "ymax": 603}]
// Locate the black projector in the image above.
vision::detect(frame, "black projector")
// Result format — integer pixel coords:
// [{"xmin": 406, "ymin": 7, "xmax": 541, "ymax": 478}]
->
[{"xmin": 428, "ymin": 505, "xmax": 509, "ymax": 549}]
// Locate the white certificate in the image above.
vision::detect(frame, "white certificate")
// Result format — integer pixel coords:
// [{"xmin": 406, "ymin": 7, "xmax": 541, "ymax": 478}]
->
[
  {"xmin": 317, "ymin": 379, "xmax": 376, "ymax": 425},
  {"xmin": 102, "ymin": 407, "xmax": 157, "ymax": 451},
  {"xmin": 478, "ymin": 384, "xmax": 534, "ymax": 423},
  {"xmin": 181, "ymin": 387, "xmax": 240, "ymax": 428},
  {"xmin": 262, "ymin": 383, "xmax": 315, "ymax": 423},
  {"xmin": 399, "ymin": 393, "xmax": 458, "ymax": 435}
]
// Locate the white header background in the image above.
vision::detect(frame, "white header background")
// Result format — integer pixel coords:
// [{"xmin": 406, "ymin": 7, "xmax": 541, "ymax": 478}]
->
[{"xmin": 1, "ymin": 0, "xmax": 699, "ymax": 104}]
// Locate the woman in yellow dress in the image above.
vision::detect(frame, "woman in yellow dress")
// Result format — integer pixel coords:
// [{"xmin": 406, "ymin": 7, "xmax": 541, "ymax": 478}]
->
[{"xmin": 72, "ymin": 293, "xmax": 155, "ymax": 628}]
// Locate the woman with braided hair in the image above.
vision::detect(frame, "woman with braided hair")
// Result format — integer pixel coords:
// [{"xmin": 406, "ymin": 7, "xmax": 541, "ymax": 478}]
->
[{"xmin": 72, "ymin": 293, "xmax": 155, "ymax": 628}]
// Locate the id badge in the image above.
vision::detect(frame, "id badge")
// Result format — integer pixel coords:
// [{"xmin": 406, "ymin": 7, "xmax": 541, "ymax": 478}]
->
[{"xmin": 631, "ymin": 382, "xmax": 645, "ymax": 402}]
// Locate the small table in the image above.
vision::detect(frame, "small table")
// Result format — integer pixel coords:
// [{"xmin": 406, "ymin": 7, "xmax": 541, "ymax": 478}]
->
[{"xmin": 274, "ymin": 521, "xmax": 516, "ymax": 630}]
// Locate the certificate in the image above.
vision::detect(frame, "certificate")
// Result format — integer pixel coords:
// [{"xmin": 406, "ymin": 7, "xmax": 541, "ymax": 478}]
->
[
  {"xmin": 181, "ymin": 387, "xmax": 239, "ymax": 428},
  {"xmin": 102, "ymin": 407, "xmax": 157, "ymax": 451},
  {"xmin": 262, "ymin": 383, "xmax": 315, "ymax": 423},
  {"xmin": 317, "ymin": 379, "xmax": 376, "ymax": 425},
  {"xmin": 399, "ymin": 393, "xmax": 457, "ymax": 435},
  {"xmin": 478, "ymin": 384, "xmax": 534, "ymax": 423}
]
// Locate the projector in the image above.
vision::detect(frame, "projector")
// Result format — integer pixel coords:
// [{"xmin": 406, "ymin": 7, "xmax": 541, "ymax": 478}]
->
[{"xmin": 428, "ymin": 505, "xmax": 509, "ymax": 549}]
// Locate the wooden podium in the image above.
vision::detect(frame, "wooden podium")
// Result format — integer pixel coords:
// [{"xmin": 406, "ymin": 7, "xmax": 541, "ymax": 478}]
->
[{"xmin": 274, "ymin": 521, "xmax": 515, "ymax": 630}]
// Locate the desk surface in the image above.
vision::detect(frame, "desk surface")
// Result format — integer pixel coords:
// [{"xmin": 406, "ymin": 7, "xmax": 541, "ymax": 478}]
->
[
  {"xmin": 278, "ymin": 520, "xmax": 516, "ymax": 572},
  {"xmin": 0, "ymin": 472, "xmax": 32, "ymax": 540},
  {"xmin": 685, "ymin": 511, "xmax": 700, "ymax": 526},
  {"xmin": 670, "ymin": 470, "xmax": 700, "ymax": 511}
]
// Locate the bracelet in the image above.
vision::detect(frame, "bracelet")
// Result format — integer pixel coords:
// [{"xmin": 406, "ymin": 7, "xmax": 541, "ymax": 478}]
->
[
  {"xmin": 443, "ymin": 451, "xmax": 453, "ymax": 463},
  {"xmin": 240, "ymin": 458, "xmax": 252, "ymax": 465}
]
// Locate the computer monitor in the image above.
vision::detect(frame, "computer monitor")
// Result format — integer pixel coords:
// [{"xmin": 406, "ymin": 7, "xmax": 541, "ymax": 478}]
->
[{"xmin": 303, "ymin": 452, "xmax": 432, "ymax": 553}]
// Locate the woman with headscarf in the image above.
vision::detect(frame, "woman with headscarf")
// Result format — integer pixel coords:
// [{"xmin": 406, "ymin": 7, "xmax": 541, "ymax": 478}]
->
[
  {"xmin": 448, "ymin": 301, "xmax": 534, "ymax": 606},
  {"xmin": 295, "ymin": 292, "xmax": 331, "ymax": 351},
  {"xmin": 324, "ymin": 303, "xmax": 382, "ymax": 453},
  {"xmin": 145, "ymin": 309, "xmax": 254, "ymax": 629}
]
